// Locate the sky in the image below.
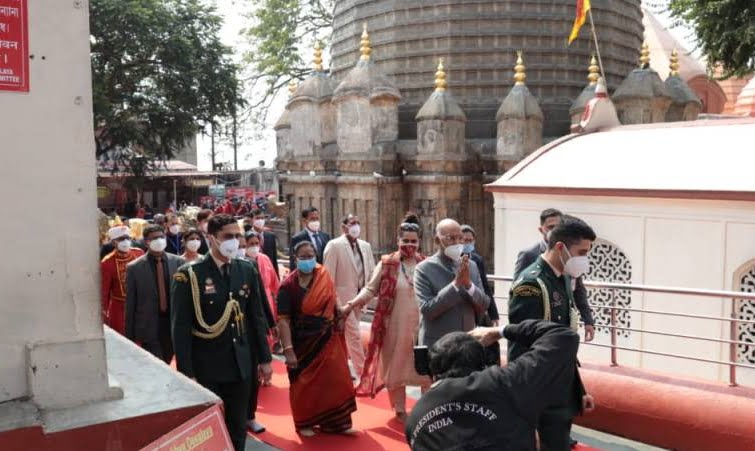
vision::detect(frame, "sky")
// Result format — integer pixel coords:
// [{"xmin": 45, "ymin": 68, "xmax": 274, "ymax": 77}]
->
[{"xmin": 195, "ymin": 0, "xmax": 698, "ymax": 172}]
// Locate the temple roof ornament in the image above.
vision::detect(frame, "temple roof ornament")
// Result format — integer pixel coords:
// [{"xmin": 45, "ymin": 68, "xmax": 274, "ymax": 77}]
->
[
  {"xmin": 313, "ymin": 41, "xmax": 324, "ymax": 72},
  {"xmin": 588, "ymin": 55, "xmax": 600, "ymax": 86},
  {"xmin": 514, "ymin": 51, "xmax": 526, "ymax": 86},
  {"xmin": 360, "ymin": 23, "xmax": 371, "ymax": 62},
  {"xmin": 640, "ymin": 42, "xmax": 650, "ymax": 68},
  {"xmin": 669, "ymin": 49, "xmax": 680, "ymax": 77},
  {"xmin": 288, "ymin": 80, "xmax": 298, "ymax": 97},
  {"xmin": 435, "ymin": 58, "xmax": 448, "ymax": 92}
]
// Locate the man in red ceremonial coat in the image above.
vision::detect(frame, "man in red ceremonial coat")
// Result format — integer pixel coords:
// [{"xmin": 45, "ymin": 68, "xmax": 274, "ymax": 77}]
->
[{"xmin": 101, "ymin": 225, "xmax": 144, "ymax": 334}]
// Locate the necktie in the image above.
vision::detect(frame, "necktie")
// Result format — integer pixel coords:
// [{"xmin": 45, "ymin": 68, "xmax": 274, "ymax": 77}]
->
[
  {"xmin": 222, "ymin": 263, "xmax": 230, "ymax": 283},
  {"xmin": 352, "ymin": 242, "xmax": 365, "ymax": 289},
  {"xmin": 155, "ymin": 256, "xmax": 168, "ymax": 313},
  {"xmin": 313, "ymin": 233, "xmax": 322, "ymax": 253}
]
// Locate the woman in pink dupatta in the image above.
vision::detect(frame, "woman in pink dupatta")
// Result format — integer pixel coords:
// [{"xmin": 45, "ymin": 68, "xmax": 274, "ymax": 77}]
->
[{"xmin": 341, "ymin": 214, "xmax": 431, "ymax": 422}]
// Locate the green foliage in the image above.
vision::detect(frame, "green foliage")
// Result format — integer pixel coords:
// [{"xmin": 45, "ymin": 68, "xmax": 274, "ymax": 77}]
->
[
  {"xmin": 90, "ymin": 0, "xmax": 244, "ymax": 176},
  {"xmin": 667, "ymin": 0, "xmax": 755, "ymax": 78},
  {"xmin": 241, "ymin": 0, "xmax": 333, "ymax": 122}
]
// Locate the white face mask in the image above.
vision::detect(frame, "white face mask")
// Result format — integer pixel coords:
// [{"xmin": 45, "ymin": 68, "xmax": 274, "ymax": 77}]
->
[
  {"xmin": 246, "ymin": 246, "xmax": 260, "ymax": 258},
  {"xmin": 253, "ymin": 219, "xmax": 265, "ymax": 229},
  {"xmin": 347, "ymin": 224, "xmax": 361, "ymax": 239},
  {"xmin": 443, "ymin": 243, "xmax": 464, "ymax": 261},
  {"xmin": 169, "ymin": 225, "xmax": 180, "ymax": 235},
  {"xmin": 218, "ymin": 238, "xmax": 239, "ymax": 258},
  {"xmin": 236, "ymin": 248, "xmax": 247, "ymax": 259},
  {"xmin": 149, "ymin": 238, "xmax": 167, "ymax": 253},
  {"xmin": 185, "ymin": 239, "xmax": 201, "ymax": 252},
  {"xmin": 561, "ymin": 246, "xmax": 590, "ymax": 278},
  {"xmin": 116, "ymin": 239, "xmax": 131, "ymax": 253},
  {"xmin": 307, "ymin": 220, "xmax": 321, "ymax": 232}
]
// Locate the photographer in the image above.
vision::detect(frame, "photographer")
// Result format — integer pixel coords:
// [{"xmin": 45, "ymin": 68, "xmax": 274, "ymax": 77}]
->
[{"xmin": 405, "ymin": 320, "xmax": 585, "ymax": 451}]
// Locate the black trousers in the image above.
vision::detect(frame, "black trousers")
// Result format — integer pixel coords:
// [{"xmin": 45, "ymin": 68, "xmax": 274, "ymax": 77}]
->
[
  {"xmin": 538, "ymin": 409, "xmax": 573, "ymax": 451},
  {"xmin": 247, "ymin": 369, "xmax": 260, "ymax": 420},
  {"xmin": 200, "ymin": 378, "xmax": 252, "ymax": 451},
  {"xmin": 142, "ymin": 314, "xmax": 173, "ymax": 364}
]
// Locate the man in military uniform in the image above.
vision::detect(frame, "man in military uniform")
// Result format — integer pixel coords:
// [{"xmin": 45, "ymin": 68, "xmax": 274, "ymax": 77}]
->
[
  {"xmin": 508, "ymin": 215, "xmax": 597, "ymax": 450},
  {"xmin": 100, "ymin": 225, "xmax": 144, "ymax": 334},
  {"xmin": 171, "ymin": 214, "xmax": 273, "ymax": 451}
]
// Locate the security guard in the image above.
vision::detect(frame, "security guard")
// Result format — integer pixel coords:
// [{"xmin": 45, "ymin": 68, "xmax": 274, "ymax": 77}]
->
[
  {"xmin": 171, "ymin": 214, "xmax": 273, "ymax": 451},
  {"xmin": 508, "ymin": 215, "xmax": 596, "ymax": 450}
]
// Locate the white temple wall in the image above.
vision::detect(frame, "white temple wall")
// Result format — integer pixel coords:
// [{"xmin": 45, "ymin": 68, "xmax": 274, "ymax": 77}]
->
[{"xmin": 493, "ymin": 193, "xmax": 755, "ymax": 386}]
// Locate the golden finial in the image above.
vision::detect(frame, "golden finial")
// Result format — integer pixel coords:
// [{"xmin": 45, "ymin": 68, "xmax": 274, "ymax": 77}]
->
[
  {"xmin": 588, "ymin": 55, "xmax": 599, "ymax": 85},
  {"xmin": 288, "ymin": 80, "xmax": 297, "ymax": 97},
  {"xmin": 360, "ymin": 23, "xmax": 371, "ymax": 62},
  {"xmin": 434, "ymin": 58, "xmax": 447, "ymax": 92},
  {"xmin": 639, "ymin": 42, "xmax": 650, "ymax": 68},
  {"xmin": 669, "ymin": 49, "xmax": 680, "ymax": 77},
  {"xmin": 514, "ymin": 51, "xmax": 526, "ymax": 86},
  {"xmin": 313, "ymin": 41, "xmax": 323, "ymax": 71}
]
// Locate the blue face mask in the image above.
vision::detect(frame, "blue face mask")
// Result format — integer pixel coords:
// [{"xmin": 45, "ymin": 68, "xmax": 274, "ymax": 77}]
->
[
  {"xmin": 297, "ymin": 258, "xmax": 316, "ymax": 274},
  {"xmin": 463, "ymin": 243, "xmax": 475, "ymax": 254}
]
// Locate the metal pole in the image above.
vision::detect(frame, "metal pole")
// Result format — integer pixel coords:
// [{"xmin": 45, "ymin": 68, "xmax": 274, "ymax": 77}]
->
[
  {"xmin": 173, "ymin": 179, "xmax": 177, "ymax": 211},
  {"xmin": 729, "ymin": 298, "xmax": 739, "ymax": 387},
  {"xmin": 610, "ymin": 291, "xmax": 618, "ymax": 367},
  {"xmin": 587, "ymin": 9, "xmax": 607, "ymax": 81}
]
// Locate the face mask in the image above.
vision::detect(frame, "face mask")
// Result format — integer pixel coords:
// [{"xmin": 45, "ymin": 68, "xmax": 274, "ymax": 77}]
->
[
  {"xmin": 561, "ymin": 246, "xmax": 590, "ymax": 278},
  {"xmin": 297, "ymin": 258, "xmax": 316, "ymax": 274},
  {"xmin": 443, "ymin": 243, "xmax": 464, "ymax": 261},
  {"xmin": 149, "ymin": 238, "xmax": 167, "ymax": 253},
  {"xmin": 218, "ymin": 238, "xmax": 239, "ymax": 259},
  {"xmin": 199, "ymin": 222, "xmax": 208, "ymax": 233},
  {"xmin": 185, "ymin": 239, "xmax": 201, "ymax": 252},
  {"xmin": 236, "ymin": 248, "xmax": 247, "ymax": 259},
  {"xmin": 463, "ymin": 243, "xmax": 475, "ymax": 254},
  {"xmin": 253, "ymin": 219, "xmax": 265, "ymax": 229},
  {"xmin": 307, "ymin": 221, "xmax": 321, "ymax": 232},
  {"xmin": 169, "ymin": 225, "xmax": 180, "ymax": 235},
  {"xmin": 348, "ymin": 224, "xmax": 361, "ymax": 239},
  {"xmin": 116, "ymin": 240, "xmax": 131, "ymax": 253},
  {"xmin": 399, "ymin": 243, "xmax": 417, "ymax": 258},
  {"xmin": 246, "ymin": 246, "xmax": 260, "ymax": 258}
]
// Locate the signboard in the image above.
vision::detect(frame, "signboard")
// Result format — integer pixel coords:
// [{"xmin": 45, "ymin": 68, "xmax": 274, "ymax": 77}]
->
[
  {"xmin": 208, "ymin": 184, "xmax": 225, "ymax": 199},
  {"xmin": 139, "ymin": 404, "xmax": 233, "ymax": 451},
  {"xmin": 191, "ymin": 178, "xmax": 214, "ymax": 188},
  {"xmin": 0, "ymin": 0, "xmax": 29, "ymax": 93},
  {"xmin": 225, "ymin": 187, "xmax": 254, "ymax": 200},
  {"xmin": 97, "ymin": 186, "xmax": 111, "ymax": 199}
]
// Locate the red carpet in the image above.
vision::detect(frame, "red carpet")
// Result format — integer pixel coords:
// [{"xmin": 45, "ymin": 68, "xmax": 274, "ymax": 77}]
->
[{"xmin": 250, "ymin": 360, "xmax": 602, "ymax": 451}]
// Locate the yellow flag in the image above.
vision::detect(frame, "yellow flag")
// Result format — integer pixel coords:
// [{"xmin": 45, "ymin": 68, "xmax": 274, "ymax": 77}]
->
[{"xmin": 568, "ymin": 0, "xmax": 591, "ymax": 45}]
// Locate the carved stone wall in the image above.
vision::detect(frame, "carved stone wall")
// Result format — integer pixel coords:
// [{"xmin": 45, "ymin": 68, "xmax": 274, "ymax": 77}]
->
[
  {"xmin": 586, "ymin": 239, "xmax": 633, "ymax": 337},
  {"xmin": 736, "ymin": 266, "xmax": 755, "ymax": 365}
]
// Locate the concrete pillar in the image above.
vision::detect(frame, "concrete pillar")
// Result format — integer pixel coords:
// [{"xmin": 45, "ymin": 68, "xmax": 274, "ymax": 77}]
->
[
  {"xmin": 496, "ymin": 52, "xmax": 543, "ymax": 160},
  {"xmin": 0, "ymin": 0, "xmax": 121, "ymax": 409}
]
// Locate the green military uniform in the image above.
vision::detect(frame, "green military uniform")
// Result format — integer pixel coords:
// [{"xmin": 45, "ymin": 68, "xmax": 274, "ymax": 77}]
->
[
  {"xmin": 171, "ymin": 254, "xmax": 272, "ymax": 451},
  {"xmin": 507, "ymin": 255, "xmax": 584, "ymax": 451}
]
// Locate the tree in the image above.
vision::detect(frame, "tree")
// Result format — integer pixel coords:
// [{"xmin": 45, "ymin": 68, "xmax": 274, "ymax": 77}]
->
[
  {"xmin": 90, "ymin": 0, "xmax": 245, "ymax": 178},
  {"xmin": 665, "ymin": 0, "xmax": 754, "ymax": 78},
  {"xmin": 241, "ymin": 0, "xmax": 333, "ymax": 124}
]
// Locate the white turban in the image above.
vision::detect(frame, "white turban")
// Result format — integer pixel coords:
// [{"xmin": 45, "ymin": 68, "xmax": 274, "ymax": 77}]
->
[{"xmin": 108, "ymin": 225, "xmax": 130, "ymax": 241}]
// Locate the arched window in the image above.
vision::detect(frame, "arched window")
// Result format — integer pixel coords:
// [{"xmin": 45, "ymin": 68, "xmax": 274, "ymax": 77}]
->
[
  {"xmin": 585, "ymin": 239, "xmax": 632, "ymax": 337},
  {"xmin": 734, "ymin": 261, "xmax": 755, "ymax": 365}
]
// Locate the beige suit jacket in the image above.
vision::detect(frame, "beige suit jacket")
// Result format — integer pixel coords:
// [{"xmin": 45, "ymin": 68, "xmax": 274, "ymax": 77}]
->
[{"xmin": 323, "ymin": 234, "xmax": 377, "ymax": 306}]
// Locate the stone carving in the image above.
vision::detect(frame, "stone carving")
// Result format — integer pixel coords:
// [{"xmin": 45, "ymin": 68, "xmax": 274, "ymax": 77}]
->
[
  {"xmin": 736, "ymin": 268, "xmax": 755, "ymax": 365},
  {"xmin": 586, "ymin": 239, "xmax": 632, "ymax": 337}
]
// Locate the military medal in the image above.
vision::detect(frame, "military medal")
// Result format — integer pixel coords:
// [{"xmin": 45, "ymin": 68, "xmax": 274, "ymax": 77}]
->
[
  {"xmin": 552, "ymin": 291, "xmax": 563, "ymax": 307},
  {"xmin": 204, "ymin": 277, "xmax": 216, "ymax": 294}
]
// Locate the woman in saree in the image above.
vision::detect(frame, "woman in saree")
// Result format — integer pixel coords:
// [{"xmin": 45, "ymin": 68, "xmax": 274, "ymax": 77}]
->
[
  {"xmin": 277, "ymin": 241, "xmax": 357, "ymax": 436},
  {"xmin": 342, "ymin": 213, "xmax": 431, "ymax": 423}
]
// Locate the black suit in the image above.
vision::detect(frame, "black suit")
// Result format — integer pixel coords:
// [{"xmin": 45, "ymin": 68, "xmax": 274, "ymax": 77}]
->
[
  {"xmin": 259, "ymin": 230, "xmax": 280, "ymax": 276},
  {"xmin": 288, "ymin": 229, "xmax": 331, "ymax": 269},
  {"xmin": 197, "ymin": 233, "xmax": 210, "ymax": 255},
  {"xmin": 171, "ymin": 255, "xmax": 272, "ymax": 451},
  {"xmin": 514, "ymin": 241, "xmax": 594, "ymax": 325},
  {"xmin": 470, "ymin": 252, "xmax": 499, "ymax": 321}
]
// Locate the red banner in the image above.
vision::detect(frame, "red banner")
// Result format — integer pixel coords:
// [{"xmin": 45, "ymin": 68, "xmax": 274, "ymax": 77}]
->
[
  {"xmin": 139, "ymin": 404, "xmax": 233, "ymax": 451},
  {"xmin": 226, "ymin": 187, "xmax": 255, "ymax": 200},
  {"xmin": 0, "ymin": 0, "xmax": 29, "ymax": 92}
]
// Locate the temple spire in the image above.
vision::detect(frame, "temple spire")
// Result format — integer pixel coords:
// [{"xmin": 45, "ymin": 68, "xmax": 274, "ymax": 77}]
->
[
  {"xmin": 360, "ymin": 23, "xmax": 371, "ymax": 62},
  {"xmin": 669, "ymin": 49, "xmax": 680, "ymax": 77},
  {"xmin": 288, "ymin": 80, "xmax": 297, "ymax": 97},
  {"xmin": 639, "ymin": 42, "xmax": 650, "ymax": 68},
  {"xmin": 588, "ymin": 55, "xmax": 599, "ymax": 86},
  {"xmin": 514, "ymin": 51, "xmax": 526, "ymax": 86},
  {"xmin": 313, "ymin": 41, "xmax": 323, "ymax": 72},
  {"xmin": 435, "ymin": 58, "xmax": 447, "ymax": 92}
]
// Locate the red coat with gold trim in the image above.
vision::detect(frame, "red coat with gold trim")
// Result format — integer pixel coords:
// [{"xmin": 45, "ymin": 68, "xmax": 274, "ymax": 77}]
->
[{"xmin": 100, "ymin": 248, "xmax": 144, "ymax": 318}]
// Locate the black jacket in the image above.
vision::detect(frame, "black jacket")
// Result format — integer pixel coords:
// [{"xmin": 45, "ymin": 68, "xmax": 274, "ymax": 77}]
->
[
  {"xmin": 514, "ymin": 241, "xmax": 594, "ymax": 325},
  {"xmin": 260, "ymin": 230, "xmax": 280, "ymax": 276},
  {"xmin": 289, "ymin": 229, "xmax": 331, "ymax": 269},
  {"xmin": 470, "ymin": 252, "xmax": 498, "ymax": 321},
  {"xmin": 170, "ymin": 255, "xmax": 273, "ymax": 383},
  {"xmin": 406, "ymin": 321, "xmax": 581, "ymax": 451}
]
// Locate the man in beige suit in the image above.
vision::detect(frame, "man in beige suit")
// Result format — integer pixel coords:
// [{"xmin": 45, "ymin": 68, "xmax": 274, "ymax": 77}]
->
[{"xmin": 323, "ymin": 214, "xmax": 376, "ymax": 378}]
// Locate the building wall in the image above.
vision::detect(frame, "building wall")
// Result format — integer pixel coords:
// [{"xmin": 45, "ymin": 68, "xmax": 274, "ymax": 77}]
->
[{"xmin": 493, "ymin": 193, "xmax": 755, "ymax": 386}]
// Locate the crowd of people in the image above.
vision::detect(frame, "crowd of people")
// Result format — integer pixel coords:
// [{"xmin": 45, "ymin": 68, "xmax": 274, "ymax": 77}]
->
[{"xmin": 99, "ymin": 201, "xmax": 597, "ymax": 450}]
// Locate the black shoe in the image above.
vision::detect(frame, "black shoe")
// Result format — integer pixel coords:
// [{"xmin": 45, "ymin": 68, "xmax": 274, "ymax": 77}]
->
[{"xmin": 570, "ymin": 437, "xmax": 579, "ymax": 448}]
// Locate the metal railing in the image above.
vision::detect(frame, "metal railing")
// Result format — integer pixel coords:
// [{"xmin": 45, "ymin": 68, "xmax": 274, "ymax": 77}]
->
[{"xmin": 488, "ymin": 275, "xmax": 755, "ymax": 387}]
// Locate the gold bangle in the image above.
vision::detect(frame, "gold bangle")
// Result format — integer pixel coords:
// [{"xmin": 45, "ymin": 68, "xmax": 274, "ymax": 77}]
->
[{"xmin": 283, "ymin": 345, "xmax": 293, "ymax": 352}]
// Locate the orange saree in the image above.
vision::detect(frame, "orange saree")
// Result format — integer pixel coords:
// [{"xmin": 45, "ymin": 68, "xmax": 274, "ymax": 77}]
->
[{"xmin": 277, "ymin": 265, "xmax": 356, "ymax": 432}]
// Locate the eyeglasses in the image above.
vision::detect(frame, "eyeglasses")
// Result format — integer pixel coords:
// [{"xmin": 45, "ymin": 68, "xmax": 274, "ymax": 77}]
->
[{"xmin": 399, "ymin": 222, "xmax": 420, "ymax": 232}]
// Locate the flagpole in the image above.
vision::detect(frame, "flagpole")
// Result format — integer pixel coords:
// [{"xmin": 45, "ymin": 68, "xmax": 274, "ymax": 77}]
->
[{"xmin": 587, "ymin": 8, "xmax": 606, "ymax": 81}]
